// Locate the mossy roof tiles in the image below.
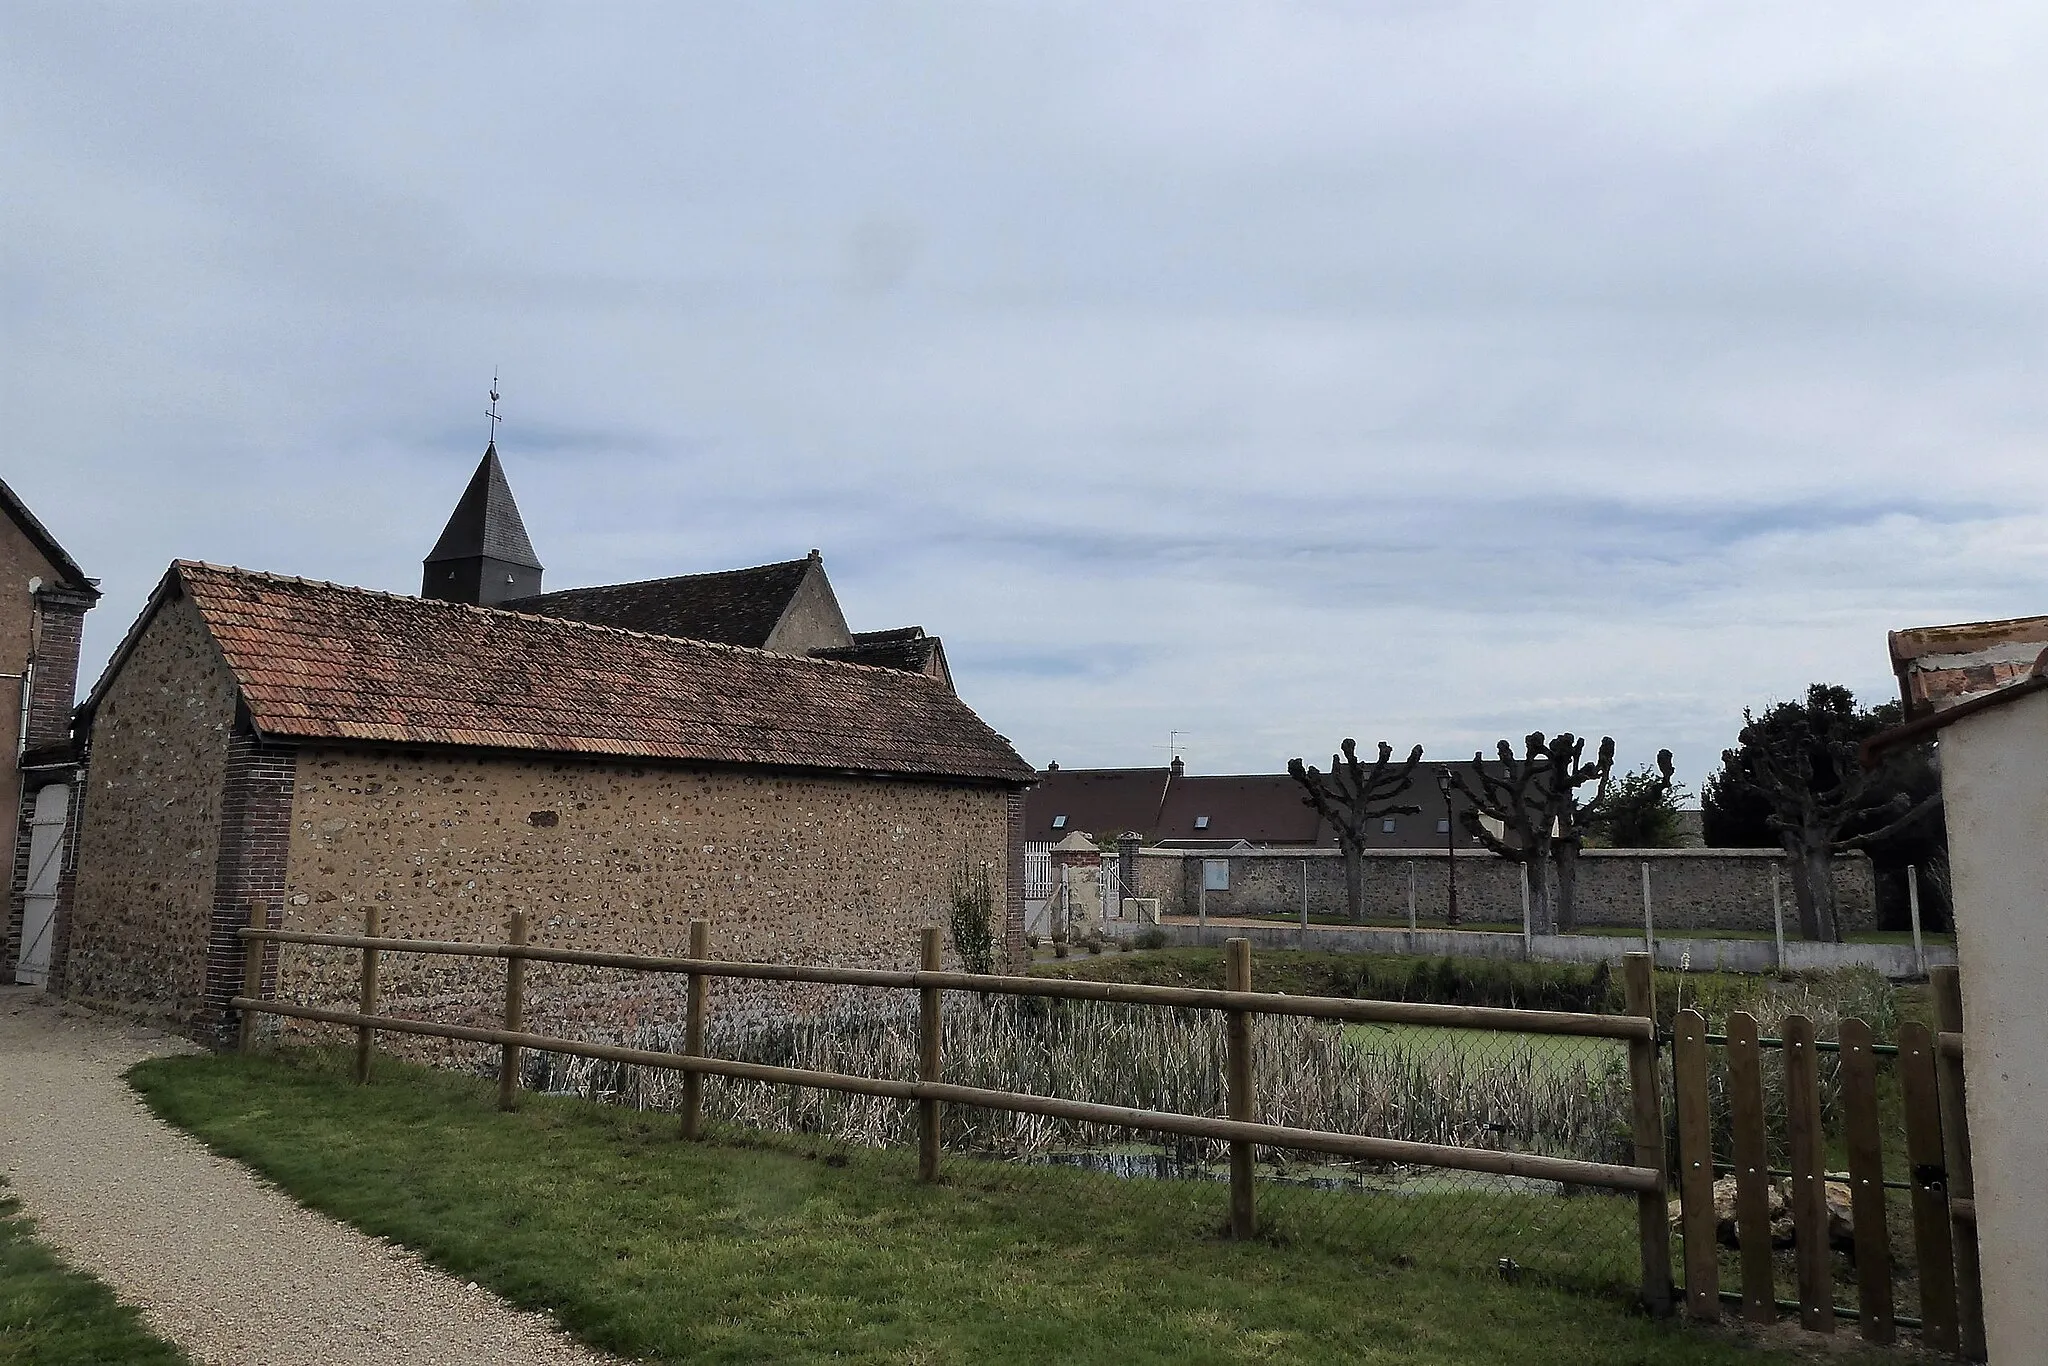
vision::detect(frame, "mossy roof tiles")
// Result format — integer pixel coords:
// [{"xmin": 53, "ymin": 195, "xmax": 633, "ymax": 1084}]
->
[{"xmin": 166, "ymin": 561, "xmax": 1033, "ymax": 785}]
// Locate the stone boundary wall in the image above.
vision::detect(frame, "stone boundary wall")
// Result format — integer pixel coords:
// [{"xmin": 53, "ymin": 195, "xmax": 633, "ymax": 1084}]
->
[
  {"xmin": 1130, "ymin": 847, "xmax": 1876, "ymax": 935},
  {"xmin": 1132, "ymin": 920, "xmax": 1950, "ymax": 981}
]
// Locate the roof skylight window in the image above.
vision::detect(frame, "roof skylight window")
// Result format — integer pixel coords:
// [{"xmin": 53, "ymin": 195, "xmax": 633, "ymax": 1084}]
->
[{"xmin": 1194, "ymin": 815, "xmax": 1210, "ymax": 830}]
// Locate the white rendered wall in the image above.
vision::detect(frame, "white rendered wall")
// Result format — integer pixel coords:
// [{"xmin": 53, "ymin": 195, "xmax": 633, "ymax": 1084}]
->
[{"xmin": 1939, "ymin": 688, "xmax": 2048, "ymax": 1364}]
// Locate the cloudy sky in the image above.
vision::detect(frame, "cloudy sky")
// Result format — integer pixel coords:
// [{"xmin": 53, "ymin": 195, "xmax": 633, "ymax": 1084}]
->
[{"xmin": 6, "ymin": 4, "xmax": 2044, "ymax": 786}]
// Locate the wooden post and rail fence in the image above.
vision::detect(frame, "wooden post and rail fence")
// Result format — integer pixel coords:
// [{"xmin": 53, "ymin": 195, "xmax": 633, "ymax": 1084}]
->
[
  {"xmin": 229, "ymin": 902, "xmax": 1985, "ymax": 1351},
  {"xmin": 1662, "ymin": 959, "xmax": 1986, "ymax": 1358}
]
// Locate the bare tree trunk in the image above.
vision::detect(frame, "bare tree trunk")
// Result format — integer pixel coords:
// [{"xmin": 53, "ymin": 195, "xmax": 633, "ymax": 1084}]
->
[
  {"xmin": 1553, "ymin": 845, "xmax": 1580, "ymax": 933},
  {"xmin": 1782, "ymin": 834, "xmax": 1840, "ymax": 942},
  {"xmin": 1343, "ymin": 842, "xmax": 1365, "ymax": 923},
  {"xmin": 1524, "ymin": 858, "xmax": 1558, "ymax": 936},
  {"xmin": 1804, "ymin": 845, "xmax": 1841, "ymax": 943}
]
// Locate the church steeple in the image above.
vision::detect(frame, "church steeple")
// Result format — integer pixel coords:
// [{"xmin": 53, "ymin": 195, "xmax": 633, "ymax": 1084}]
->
[{"xmin": 422, "ymin": 442, "xmax": 544, "ymax": 606}]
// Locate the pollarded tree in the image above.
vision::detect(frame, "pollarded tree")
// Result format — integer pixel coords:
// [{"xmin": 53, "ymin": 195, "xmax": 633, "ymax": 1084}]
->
[
  {"xmin": 1453, "ymin": 733, "xmax": 1641, "ymax": 934},
  {"xmin": 1717, "ymin": 685, "xmax": 1941, "ymax": 942},
  {"xmin": 1287, "ymin": 740, "xmax": 1425, "ymax": 923}
]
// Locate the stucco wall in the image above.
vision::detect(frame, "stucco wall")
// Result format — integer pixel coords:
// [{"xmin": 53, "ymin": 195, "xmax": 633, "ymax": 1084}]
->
[
  {"xmin": 1131, "ymin": 846, "xmax": 1875, "ymax": 934},
  {"xmin": 63, "ymin": 593, "xmax": 239, "ymax": 1019},
  {"xmin": 1938, "ymin": 688, "xmax": 2048, "ymax": 1363},
  {"xmin": 275, "ymin": 747, "xmax": 1017, "ymax": 1052}
]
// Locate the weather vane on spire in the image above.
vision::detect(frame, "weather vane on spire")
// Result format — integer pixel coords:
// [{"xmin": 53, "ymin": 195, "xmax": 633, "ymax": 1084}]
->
[{"xmin": 486, "ymin": 371, "xmax": 502, "ymax": 446}]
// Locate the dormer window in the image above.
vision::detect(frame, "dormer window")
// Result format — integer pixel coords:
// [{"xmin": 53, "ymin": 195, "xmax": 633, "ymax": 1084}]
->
[
  {"xmin": 1051, "ymin": 815, "xmax": 1067, "ymax": 830},
  {"xmin": 1194, "ymin": 816, "xmax": 1210, "ymax": 830}
]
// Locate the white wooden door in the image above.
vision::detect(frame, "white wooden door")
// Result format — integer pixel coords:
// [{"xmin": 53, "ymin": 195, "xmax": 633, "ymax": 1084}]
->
[{"xmin": 14, "ymin": 783, "xmax": 68, "ymax": 986}]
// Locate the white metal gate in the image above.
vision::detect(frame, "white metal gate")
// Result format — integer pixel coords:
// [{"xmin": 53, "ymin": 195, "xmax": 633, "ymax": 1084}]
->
[{"xmin": 14, "ymin": 783, "xmax": 69, "ymax": 987}]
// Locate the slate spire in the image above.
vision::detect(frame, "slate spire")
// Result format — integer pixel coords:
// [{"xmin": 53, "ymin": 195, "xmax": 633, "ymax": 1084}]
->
[{"xmin": 422, "ymin": 442, "xmax": 544, "ymax": 606}]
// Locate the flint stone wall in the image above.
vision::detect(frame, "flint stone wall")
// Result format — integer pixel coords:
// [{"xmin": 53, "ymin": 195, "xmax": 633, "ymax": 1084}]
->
[
  {"xmin": 1131, "ymin": 847, "xmax": 1875, "ymax": 935},
  {"xmin": 275, "ymin": 746, "xmax": 1016, "ymax": 1062},
  {"xmin": 63, "ymin": 593, "xmax": 238, "ymax": 1020}
]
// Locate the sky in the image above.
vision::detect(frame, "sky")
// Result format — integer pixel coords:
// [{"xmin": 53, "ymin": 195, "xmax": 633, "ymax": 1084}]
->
[{"xmin": 5, "ymin": 4, "xmax": 2045, "ymax": 789}]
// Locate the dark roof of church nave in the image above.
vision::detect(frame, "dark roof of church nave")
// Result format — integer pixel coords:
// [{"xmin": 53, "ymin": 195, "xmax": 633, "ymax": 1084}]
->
[
  {"xmin": 504, "ymin": 557, "xmax": 813, "ymax": 648},
  {"xmin": 131, "ymin": 562, "xmax": 1033, "ymax": 785},
  {"xmin": 812, "ymin": 627, "xmax": 942, "ymax": 674}
]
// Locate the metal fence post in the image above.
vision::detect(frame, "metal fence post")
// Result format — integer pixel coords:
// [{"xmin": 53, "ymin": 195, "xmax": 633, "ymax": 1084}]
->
[
  {"xmin": 497, "ymin": 911, "xmax": 527, "ymax": 1111},
  {"xmin": 918, "ymin": 927, "xmax": 943, "ymax": 1182},
  {"xmin": 681, "ymin": 919, "xmax": 709, "ymax": 1139},
  {"xmin": 1771, "ymin": 866, "xmax": 1786, "ymax": 975},
  {"xmin": 1225, "ymin": 936, "xmax": 1256, "ymax": 1239},
  {"xmin": 1623, "ymin": 952, "xmax": 1673, "ymax": 1315},
  {"xmin": 1641, "ymin": 861, "xmax": 1655, "ymax": 961},
  {"xmin": 354, "ymin": 905, "xmax": 380, "ymax": 1084}
]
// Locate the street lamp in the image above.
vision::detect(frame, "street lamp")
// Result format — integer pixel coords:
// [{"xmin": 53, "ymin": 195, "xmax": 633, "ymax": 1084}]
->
[{"xmin": 1438, "ymin": 768, "xmax": 1461, "ymax": 928}]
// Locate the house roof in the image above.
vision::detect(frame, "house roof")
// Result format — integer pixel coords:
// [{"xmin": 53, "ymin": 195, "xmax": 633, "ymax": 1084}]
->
[
  {"xmin": 812, "ymin": 626, "xmax": 944, "ymax": 675},
  {"xmin": 0, "ymin": 477, "xmax": 97, "ymax": 596},
  {"xmin": 1865, "ymin": 639, "xmax": 2048, "ymax": 764},
  {"xmin": 96, "ymin": 562, "xmax": 1034, "ymax": 785},
  {"xmin": 425, "ymin": 444, "xmax": 542, "ymax": 570},
  {"xmin": 1155, "ymin": 774, "xmax": 1330, "ymax": 845},
  {"xmin": 504, "ymin": 555, "xmax": 814, "ymax": 648},
  {"xmin": 1025, "ymin": 767, "xmax": 1174, "ymax": 842},
  {"xmin": 1027, "ymin": 759, "xmax": 1489, "ymax": 847},
  {"xmin": 1888, "ymin": 612, "xmax": 2048, "ymax": 718}
]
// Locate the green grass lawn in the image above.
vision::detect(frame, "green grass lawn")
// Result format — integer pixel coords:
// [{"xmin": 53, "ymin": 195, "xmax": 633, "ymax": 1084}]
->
[
  {"xmin": 0, "ymin": 1181, "xmax": 189, "ymax": 1366},
  {"xmin": 127, "ymin": 1049, "xmax": 1912, "ymax": 1365},
  {"xmin": 1343, "ymin": 1021, "xmax": 1625, "ymax": 1081}
]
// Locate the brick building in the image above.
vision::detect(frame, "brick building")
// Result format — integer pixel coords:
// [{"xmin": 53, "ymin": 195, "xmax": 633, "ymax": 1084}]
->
[
  {"xmin": 0, "ymin": 479, "xmax": 99, "ymax": 988},
  {"xmin": 56, "ymin": 444, "xmax": 1030, "ymax": 1043}
]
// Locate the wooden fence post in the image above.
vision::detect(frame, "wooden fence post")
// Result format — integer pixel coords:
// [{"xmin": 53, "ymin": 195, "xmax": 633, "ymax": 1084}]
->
[
  {"xmin": 236, "ymin": 900, "xmax": 266, "ymax": 1055},
  {"xmin": 1672, "ymin": 1009, "xmax": 1717, "ymax": 1319},
  {"xmin": 1225, "ymin": 936, "xmax": 1256, "ymax": 1240},
  {"xmin": 1771, "ymin": 867, "xmax": 1786, "ymax": 975},
  {"xmin": 1725, "ymin": 1012, "xmax": 1777, "ymax": 1322},
  {"xmin": 1782, "ymin": 1013, "xmax": 1833, "ymax": 1334},
  {"xmin": 354, "ymin": 905, "xmax": 381, "ymax": 1085},
  {"xmin": 1838, "ymin": 1018, "xmax": 1894, "ymax": 1343},
  {"xmin": 497, "ymin": 911, "xmax": 527, "ymax": 1111},
  {"xmin": 681, "ymin": 919, "xmax": 709, "ymax": 1140},
  {"xmin": 1899, "ymin": 1022, "xmax": 1959, "ymax": 1355},
  {"xmin": 1622, "ymin": 952, "xmax": 1673, "ymax": 1316},
  {"xmin": 1932, "ymin": 966, "xmax": 1986, "ymax": 1360},
  {"xmin": 918, "ymin": 927, "xmax": 943, "ymax": 1182}
]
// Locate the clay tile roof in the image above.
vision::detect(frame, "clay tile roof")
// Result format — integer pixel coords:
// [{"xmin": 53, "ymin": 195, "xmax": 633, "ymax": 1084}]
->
[
  {"xmin": 503, "ymin": 557, "xmax": 812, "ymax": 647},
  {"xmin": 170, "ymin": 562, "xmax": 1033, "ymax": 784},
  {"xmin": 1888, "ymin": 613, "xmax": 2048, "ymax": 718}
]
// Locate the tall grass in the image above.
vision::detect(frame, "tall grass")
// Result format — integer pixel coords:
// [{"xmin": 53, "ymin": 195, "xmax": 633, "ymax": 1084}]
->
[{"xmin": 527, "ymin": 993, "xmax": 1637, "ymax": 1168}]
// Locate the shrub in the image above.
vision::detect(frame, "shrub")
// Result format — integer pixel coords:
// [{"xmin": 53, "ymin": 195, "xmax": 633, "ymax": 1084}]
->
[{"xmin": 1133, "ymin": 929, "xmax": 1168, "ymax": 951}]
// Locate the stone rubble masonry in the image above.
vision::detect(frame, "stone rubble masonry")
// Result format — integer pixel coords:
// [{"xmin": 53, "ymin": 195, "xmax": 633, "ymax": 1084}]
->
[
  {"xmin": 62, "ymin": 593, "xmax": 241, "ymax": 1020},
  {"xmin": 273, "ymin": 746, "xmax": 1018, "ymax": 1055},
  {"xmin": 1133, "ymin": 846, "xmax": 1877, "ymax": 935}
]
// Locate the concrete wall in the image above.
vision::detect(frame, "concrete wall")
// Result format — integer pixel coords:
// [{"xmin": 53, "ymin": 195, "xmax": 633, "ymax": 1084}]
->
[
  {"xmin": 62, "ymin": 594, "xmax": 239, "ymax": 1021},
  {"xmin": 275, "ymin": 746, "xmax": 1017, "ymax": 1045},
  {"xmin": 1130, "ymin": 846, "xmax": 1875, "ymax": 935},
  {"xmin": 1937, "ymin": 687, "xmax": 2048, "ymax": 1362},
  {"xmin": 1126, "ymin": 920, "xmax": 1952, "ymax": 980}
]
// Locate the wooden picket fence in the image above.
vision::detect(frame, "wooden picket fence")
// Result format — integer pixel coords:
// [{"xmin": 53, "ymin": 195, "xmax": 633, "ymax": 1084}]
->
[
  {"xmin": 231, "ymin": 905, "xmax": 1680, "ymax": 1313},
  {"xmin": 1667, "ymin": 965, "xmax": 1985, "ymax": 1358}
]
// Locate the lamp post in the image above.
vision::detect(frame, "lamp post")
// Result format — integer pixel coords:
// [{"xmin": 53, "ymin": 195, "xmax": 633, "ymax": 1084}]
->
[{"xmin": 1438, "ymin": 769, "xmax": 1460, "ymax": 928}]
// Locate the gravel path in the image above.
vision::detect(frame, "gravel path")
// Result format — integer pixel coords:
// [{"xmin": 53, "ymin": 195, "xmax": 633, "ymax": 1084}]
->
[{"xmin": 0, "ymin": 986, "xmax": 631, "ymax": 1366}]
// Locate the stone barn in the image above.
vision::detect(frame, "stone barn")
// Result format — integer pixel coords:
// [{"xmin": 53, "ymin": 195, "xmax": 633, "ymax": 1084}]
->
[{"xmin": 56, "ymin": 560, "xmax": 1033, "ymax": 1046}]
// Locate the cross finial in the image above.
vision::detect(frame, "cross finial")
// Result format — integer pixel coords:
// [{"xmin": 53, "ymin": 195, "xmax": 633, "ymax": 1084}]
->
[{"xmin": 485, "ymin": 370, "xmax": 502, "ymax": 446}]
